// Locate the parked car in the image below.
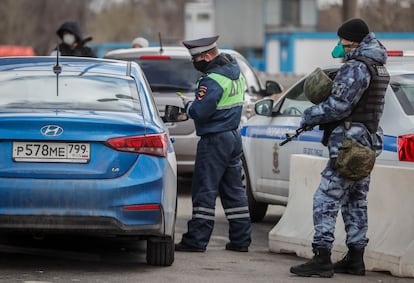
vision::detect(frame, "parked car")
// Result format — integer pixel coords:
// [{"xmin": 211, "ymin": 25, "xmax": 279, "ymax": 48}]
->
[
  {"xmin": 241, "ymin": 51, "xmax": 414, "ymax": 222},
  {"xmin": 0, "ymin": 56, "xmax": 180, "ymax": 266},
  {"xmin": 104, "ymin": 46, "xmax": 282, "ymax": 174}
]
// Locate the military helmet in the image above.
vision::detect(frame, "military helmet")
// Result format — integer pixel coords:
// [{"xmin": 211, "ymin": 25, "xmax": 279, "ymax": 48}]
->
[{"xmin": 304, "ymin": 67, "xmax": 333, "ymax": 104}]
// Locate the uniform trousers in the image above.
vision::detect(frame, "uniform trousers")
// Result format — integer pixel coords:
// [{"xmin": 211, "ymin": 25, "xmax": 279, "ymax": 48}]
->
[
  {"xmin": 181, "ymin": 129, "xmax": 252, "ymax": 250},
  {"xmin": 313, "ymin": 163, "xmax": 370, "ymax": 249}
]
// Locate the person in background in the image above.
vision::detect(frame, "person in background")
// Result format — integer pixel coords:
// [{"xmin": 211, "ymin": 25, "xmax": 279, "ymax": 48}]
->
[
  {"xmin": 290, "ymin": 18, "xmax": 389, "ymax": 278},
  {"xmin": 131, "ymin": 37, "xmax": 149, "ymax": 48},
  {"xmin": 174, "ymin": 35, "xmax": 252, "ymax": 253},
  {"xmin": 52, "ymin": 21, "xmax": 96, "ymax": 57}
]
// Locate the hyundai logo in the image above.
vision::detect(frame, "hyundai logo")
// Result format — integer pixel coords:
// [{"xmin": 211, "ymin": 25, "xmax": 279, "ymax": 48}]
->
[{"xmin": 40, "ymin": 125, "xmax": 64, "ymax": 137}]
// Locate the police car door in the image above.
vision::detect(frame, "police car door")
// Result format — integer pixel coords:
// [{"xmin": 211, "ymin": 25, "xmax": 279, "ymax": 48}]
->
[{"xmin": 266, "ymin": 79, "xmax": 327, "ymax": 196}]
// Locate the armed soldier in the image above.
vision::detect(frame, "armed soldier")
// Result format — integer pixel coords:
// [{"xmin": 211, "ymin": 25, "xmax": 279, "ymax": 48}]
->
[{"xmin": 290, "ymin": 18, "xmax": 390, "ymax": 277}]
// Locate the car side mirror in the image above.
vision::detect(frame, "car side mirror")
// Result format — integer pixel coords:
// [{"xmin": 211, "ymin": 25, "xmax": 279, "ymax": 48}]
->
[
  {"xmin": 255, "ymin": 99, "xmax": 274, "ymax": 116},
  {"xmin": 162, "ymin": 105, "xmax": 189, "ymax": 122},
  {"xmin": 265, "ymin": 80, "xmax": 283, "ymax": 96}
]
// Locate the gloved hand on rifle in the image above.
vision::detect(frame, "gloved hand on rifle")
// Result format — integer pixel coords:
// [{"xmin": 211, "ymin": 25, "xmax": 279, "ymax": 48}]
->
[{"xmin": 300, "ymin": 118, "xmax": 314, "ymax": 131}]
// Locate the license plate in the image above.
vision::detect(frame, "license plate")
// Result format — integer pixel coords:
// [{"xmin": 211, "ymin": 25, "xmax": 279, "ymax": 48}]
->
[{"xmin": 13, "ymin": 142, "xmax": 90, "ymax": 163}]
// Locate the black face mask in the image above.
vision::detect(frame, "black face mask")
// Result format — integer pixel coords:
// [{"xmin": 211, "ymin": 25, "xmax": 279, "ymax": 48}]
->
[{"xmin": 193, "ymin": 60, "xmax": 209, "ymax": 72}]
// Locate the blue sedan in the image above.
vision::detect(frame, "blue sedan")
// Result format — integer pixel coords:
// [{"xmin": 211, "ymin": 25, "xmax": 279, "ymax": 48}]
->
[{"xmin": 0, "ymin": 56, "xmax": 177, "ymax": 266}]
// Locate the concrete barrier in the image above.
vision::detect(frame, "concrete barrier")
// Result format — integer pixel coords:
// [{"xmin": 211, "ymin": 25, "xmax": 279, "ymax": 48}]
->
[{"xmin": 269, "ymin": 154, "xmax": 414, "ymax": 277}]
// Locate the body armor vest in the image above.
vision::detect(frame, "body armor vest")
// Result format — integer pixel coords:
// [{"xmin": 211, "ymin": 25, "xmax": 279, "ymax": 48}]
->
[{"xmin": 350, "ymin": 56, "xmax": 390, "ymax": 133}]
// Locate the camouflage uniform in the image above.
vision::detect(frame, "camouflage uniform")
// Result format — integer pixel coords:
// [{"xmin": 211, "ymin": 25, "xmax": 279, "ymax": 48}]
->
[{"xmin": 301, "ymin": 32, "xmax": 388, "ymax": 250}]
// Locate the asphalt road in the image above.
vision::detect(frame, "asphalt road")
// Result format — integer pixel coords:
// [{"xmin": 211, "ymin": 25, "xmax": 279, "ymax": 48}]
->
[{"xmin": 0, "ymin": 175, "xmax": 412, "ymax": 283}]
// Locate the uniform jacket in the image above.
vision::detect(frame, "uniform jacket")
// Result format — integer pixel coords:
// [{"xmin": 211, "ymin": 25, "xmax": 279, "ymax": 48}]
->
[
  {"xmin": 186, "ymin": 53, "xmax": 244, "ymax": 136},
  {"xmin": 301, "ymin": 32, "xmax": 388, "ymax": 158},
  {"xmin": 56, "ymin": 42, "xmax": 96, "ymax": 57}
]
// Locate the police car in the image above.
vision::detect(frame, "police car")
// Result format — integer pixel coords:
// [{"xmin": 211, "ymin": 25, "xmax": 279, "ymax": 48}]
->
[{"xmin": 241, "ymin": 51, "xmax": 414, "ymax": 222}]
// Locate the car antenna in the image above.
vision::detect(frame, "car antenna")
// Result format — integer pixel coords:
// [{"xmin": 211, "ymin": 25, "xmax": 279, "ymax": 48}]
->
[
  {"xmin": 53, "ymin": 44, "xmax": 62, "ymax": 96},
  {"xmin": 158, "ymin": 32, "xmax": 164, "ymax": 54}
]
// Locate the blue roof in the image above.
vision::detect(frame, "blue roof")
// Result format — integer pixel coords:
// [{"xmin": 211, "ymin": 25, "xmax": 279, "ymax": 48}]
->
[{"xmin": 0, "ymin": 56, "xmax": 129, "ymax": 77}]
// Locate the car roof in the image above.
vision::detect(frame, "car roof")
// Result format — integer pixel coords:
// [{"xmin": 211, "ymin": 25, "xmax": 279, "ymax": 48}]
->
[
  {"xmin": 318, "ymin": 60, "xmax": 414, "ymax": 76},
  {"xmin": 105, "ymin": 46, "xmax": 191, "ymax": 59},
  {"xmin": 385, "ymin": 61, "xmax": 414, "ymax": 74},
  {"xmin": 0, "ymin": 56, "xmax": 132, "ymax": 77},
  {"xmin": 104, "ymin": 46, "xmax": 244, "ymax": 60}
]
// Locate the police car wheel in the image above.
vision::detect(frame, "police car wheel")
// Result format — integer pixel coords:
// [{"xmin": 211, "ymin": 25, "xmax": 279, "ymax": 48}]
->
[{"xmin": 241, "ymin": 155, "xmax": 268, "ymax": 222}]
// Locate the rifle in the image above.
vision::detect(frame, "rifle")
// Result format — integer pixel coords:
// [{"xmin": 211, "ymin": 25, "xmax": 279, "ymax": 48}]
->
[{"xmin": 279, "ymin": 127, "xmax": 307, "ymax": 146}]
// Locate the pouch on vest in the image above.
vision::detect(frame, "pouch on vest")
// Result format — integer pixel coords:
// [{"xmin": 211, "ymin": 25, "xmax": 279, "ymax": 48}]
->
[{"xmin": 335, "ymin": 138, "xmax": 376, "ymax": 181}]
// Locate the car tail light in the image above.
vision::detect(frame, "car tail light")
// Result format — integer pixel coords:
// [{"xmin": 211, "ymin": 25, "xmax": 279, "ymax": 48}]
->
[
  {"xmin": 106, "ymin": 133, "xmax": 168, "ymax": 157},
  {"xmin": 398, "ymin": 134, "xmax": 414, "ymax": 162},
  {"xmin": 139, "ymin": 55, "xmax": 171, "ymax": 60},
  {"xmin": 123, "ymin": 204, "xmax": 160, "ymax": 211}
]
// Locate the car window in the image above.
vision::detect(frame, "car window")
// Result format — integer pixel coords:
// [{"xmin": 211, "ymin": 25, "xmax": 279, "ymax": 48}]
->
[
  {"xmin": 135, "ymin": 59, "xmax": 201, "ymax": 92},
  {"xmin": 279, "ymin": 80, "xmax": 313, "ymax": 116},
  {"xmin": 0, "ymin": 72, "xmax": 141, "ymax": 112},
  {"xmin": 391, "ymin": 74, "xmax": 414, "ymax": 115},
  {"xmin": 233, "ymin": 56, "xmax": 261, "ymax": 92}
]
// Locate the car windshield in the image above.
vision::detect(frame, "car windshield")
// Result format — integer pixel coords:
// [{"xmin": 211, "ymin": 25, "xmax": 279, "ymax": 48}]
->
[
  {"xmin": 0, "ymin": 72, "xmax": 141, "ymax": 112},
  {"xmin": 233, "ymin": 55, "xmax": 261, "ymax": 92},
  {"xmin": 278, "ymin": 80, "xmax": 313, "ymax": 116},
  {"xmin": 136, "ymin": 59, "xmax": 201, "ymax": 92},
  {"xmin": 391, "ymin": 73, "xmax": 414, "ymax": 115}
]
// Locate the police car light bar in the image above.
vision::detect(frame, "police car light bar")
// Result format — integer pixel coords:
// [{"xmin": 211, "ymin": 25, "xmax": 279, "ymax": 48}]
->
[{"xmin": 387, "ymin": 50, "xmax": 414, "ymax": 57}]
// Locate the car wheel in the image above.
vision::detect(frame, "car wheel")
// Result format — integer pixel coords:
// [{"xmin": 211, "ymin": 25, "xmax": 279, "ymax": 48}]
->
[
  {"xmin": 146, "ymin": 234, "xmax": 175, "ymax": 266},
  {"xmin": 146, "ymin": 198, "xmax": 176, "ymax": 266},
  {"xmin": 241, "ymin": 155, "xmax": 268, "ymax": 222}
]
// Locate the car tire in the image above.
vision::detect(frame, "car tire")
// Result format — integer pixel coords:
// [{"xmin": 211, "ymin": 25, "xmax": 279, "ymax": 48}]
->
[
  {"xmin": 146, "ymin": 198, "xmax": 177, "ymax": 266},
  {"xmin": 241, "ymin": 155, "xmax": 268, "ymax": 222},
  {"xmin": 146, "ymin": 234, "xmax": 175, "ymax": 266}
]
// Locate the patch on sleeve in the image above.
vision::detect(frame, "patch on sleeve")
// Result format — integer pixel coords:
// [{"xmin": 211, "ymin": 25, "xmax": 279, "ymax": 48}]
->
[{"xmin": 197, "ymin": 85, "xmax": 208, "ymax": 100}]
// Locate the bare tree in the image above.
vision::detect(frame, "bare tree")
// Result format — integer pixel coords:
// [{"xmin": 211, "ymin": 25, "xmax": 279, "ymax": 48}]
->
[
  {"xmin": 0, "ymin": 0, "xmax": 92, "ymax": 55},
  {"xmin": 342, "ymin": 0, "xmax": 359, "ymax": 20},
  {"xmin": 87, "ymin": 0, "xmax": 187, "ymax": 45},
  {"xmin": 318, "ymin": 0, "xmax": 413, "ymax": 32},
  {"xmin": 0, "ymin": 0, "xmax": 412, "ymax": 56},
  {"xmin": 360, "ymin": 0, "xmax": 414, "ymax": 31}
]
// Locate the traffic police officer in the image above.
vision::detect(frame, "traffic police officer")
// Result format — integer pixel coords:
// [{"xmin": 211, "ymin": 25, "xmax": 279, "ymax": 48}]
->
[
  {"xmin": 175, "ymin": 35, "xmax": 252, "ymax": 252},
  {"xmin": 290, "ymin": 18, "xmax": 389, "ymax": 277}
]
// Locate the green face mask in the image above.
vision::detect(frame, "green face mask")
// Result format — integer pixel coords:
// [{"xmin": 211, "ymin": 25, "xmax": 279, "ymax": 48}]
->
[{"xmin": 331, "ymin": 41, "xmax": 346, "ymax": 58}]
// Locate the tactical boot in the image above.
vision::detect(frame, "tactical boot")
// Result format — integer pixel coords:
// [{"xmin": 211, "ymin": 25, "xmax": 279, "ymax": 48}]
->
[
  {"xmin": 334, "ymin": 246, "xmax": 365, "ymax": 275},
  {"xmin": 290, "ymin": 247, "xmax": 334, "ymax": 278}
]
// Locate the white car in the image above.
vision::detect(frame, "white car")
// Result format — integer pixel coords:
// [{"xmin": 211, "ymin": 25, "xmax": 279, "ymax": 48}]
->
[
  {"xmin": 105, "ymin": 46, "xmax": 282, "ymax": 174},
  {"xmin": 241, "ymin": 51, "xmax": 414, "ymax": 222}
]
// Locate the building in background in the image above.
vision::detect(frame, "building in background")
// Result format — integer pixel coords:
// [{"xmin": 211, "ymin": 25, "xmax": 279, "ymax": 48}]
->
[
  {"xmin": 91, "ymin": 0, "xmax": 414, "ymax": 74},
  {"xmin": 183, "ymin": 0, "xmax": 318, "ymax": 72},
  {"xmin": 184, "ymin": 1, "xmax": 215, "ymax": 40},
  {"xmin": 183, "ymin": 0, "xmax": 414, "ymax": 74}
]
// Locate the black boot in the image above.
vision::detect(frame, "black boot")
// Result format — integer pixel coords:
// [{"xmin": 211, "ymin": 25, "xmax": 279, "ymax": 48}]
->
[
  {"xmin": 333, "ymin": 246, "xmax": 365, "ymax": 275},
  {"xmin": 290, "ymin": 247, "xmax": 334, "ymax": 278}
]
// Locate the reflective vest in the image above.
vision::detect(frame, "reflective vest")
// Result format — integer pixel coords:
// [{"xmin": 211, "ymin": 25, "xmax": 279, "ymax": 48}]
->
[{"xmin": 205, "ymin": 72, "xmax": 245, "ymax": 110}]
